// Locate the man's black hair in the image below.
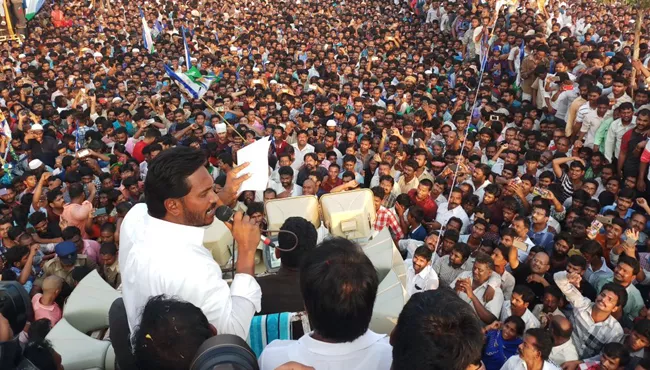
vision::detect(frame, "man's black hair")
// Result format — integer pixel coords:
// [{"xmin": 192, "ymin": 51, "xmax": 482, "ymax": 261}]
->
[
  {"xmin": 145, "ymin": 147, "xmax": 206, "ymax": 218},
  {"xmin": 133, "ymin": 295, "xmax": 213, "ymax": 370},
  {"xmin": 392, "ymin": 288, "xmax": 483, "ymax": 370},
  {"xmin": 526, "ymin": 328, "xmax": 554, "ymax": 360},
  {"xmin": 278, "ymin": 217, "xmax": 317, "ymax": 269},
  {"xmin": 22, "ymin": 340, "xmax": 59, "ymax": 370},
  {"xmin": 601, "ymin": 282, "xmax": 628, "ymax": 309},
  {"xmin": 601, "ymin": 342, "xmax": 630, "ymax": 367},
  {"xmin": 300, "ymin": 237, "xmax": 378, "ymax": 342},
  {"xmin": 61, "ymin": 226, "xmax": 81, "ymax": 241}
]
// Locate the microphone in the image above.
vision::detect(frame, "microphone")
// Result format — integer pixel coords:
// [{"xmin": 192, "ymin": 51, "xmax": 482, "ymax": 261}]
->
[{"xmin": 215, "ymin": 205, "xmax": 275, "ymax": 247}]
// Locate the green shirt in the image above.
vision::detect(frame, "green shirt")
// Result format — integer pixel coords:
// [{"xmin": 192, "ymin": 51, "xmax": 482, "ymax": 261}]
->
[
  {"xmin": 593, "ymin": 116, "xmax": 615, "ymax": 149},
  {"xmin": 595, "ymin": 276, "xmax": 644, "ymax": 322}
]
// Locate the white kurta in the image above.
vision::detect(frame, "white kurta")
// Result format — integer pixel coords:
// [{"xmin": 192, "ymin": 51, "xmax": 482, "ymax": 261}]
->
[{"xmin": 120, "ymin": 203, "xmax": 261, "ymax": 339}]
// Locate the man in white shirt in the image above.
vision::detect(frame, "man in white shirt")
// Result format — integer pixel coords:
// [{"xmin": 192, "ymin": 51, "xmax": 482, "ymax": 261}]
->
[
  {"xmin": 604, "ymin": 102, "xmax": 636, "ymax": 162},
  {"xmin": 501, "ymin": 328, "xmax": 560, "ymax": 370},
  {"xmin": 291, "ymin": 130, "xmax": 314, "ymax": 171},
  {"xmin": 500, "ymin": 285, "xmax": 541, "ymax": 330},
  {"xmin": 271, "ymin": 166, "xmax": 302, "ymax": 198},
  {"xmin": 548, "ymin": 315, "xmax": 579, "ymax": 367},
  {"xmin": 259, "ymin": 238, "xmax": 392, "ymax": 370},
  {"xmin": 120, "ymin": 147, "xmax": 262, "ymax": 339},
  {"xmin": 404, "ymin": 246, "xmax": 439, "ymax": 297},
  {"xmin": 432, "ymin": 187, "xmax": 470, "ymax": 234},
  {"xmin": 451, "ymin": 252, "xmax": 504, "ymax": 325}
]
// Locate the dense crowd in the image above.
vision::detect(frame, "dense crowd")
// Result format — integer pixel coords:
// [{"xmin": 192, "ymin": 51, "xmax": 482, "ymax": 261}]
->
[{"xmin": 3, "ymin": 0, "xmax": 650, "ymax": 368}]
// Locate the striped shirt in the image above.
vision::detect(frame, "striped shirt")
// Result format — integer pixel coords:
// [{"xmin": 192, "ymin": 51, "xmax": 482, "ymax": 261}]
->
[
  {"xmin": 432, "ymin": 255, "xmax": 469, "ymax": 286},
  {"xmin": 554, "ymin": 271, "xmax": 624, "ymax": 359}
]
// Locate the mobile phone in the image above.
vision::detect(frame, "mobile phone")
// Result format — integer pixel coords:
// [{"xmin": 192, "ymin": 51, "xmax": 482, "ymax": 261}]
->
[
  {"xmin": 490, "ymin": 114, "xmax": 500, "ymax": 121},
  {"xmin": 77, "ymin": 149, "xmax": 90, "ymax": 158},
  {"xmin": 513, "ymin": 240, "xmax": 528, "ymax": 251},
  {"xmin": 532, "ymin": 187, "xmax": 549, "ymax": 198},
  {"xmin": 510, "ymin": 177, "xmax": 522, "ymax": 186},
  {"xmin": 52, "ymin": 168, "xmax": 62, "ymax": 176},
  {"xmin": 595, "ymin": 214, "xmax": 613, "ymax": 226},
  {"xmin": 253, "ymin": 79, "xmax": 262, "ymax": 84},
  {"xmin": 146, "ymin": 118, "xmax": 155, "ymax": 125},
  {"xmin": 93, "ymin": 208, "xmax": 107, "ymax": 217},
  {"xmin": 216, "ymin": 106, "xmax": 225, "ymax": 112},
  {"xmin": 587, "ymin": 220, "xmax": 603, "ymax": 239}
]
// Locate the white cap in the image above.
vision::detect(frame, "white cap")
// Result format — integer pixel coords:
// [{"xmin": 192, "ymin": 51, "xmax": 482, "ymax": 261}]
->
[
  {"xmin": 326, "ymin": 119, "xmax": 337, "ymax": 127},
  {"xmin": 132, "ymin": 48, "xmax": 140, "ymax": 53},
  {"xmin": 215, "ymin": 123, "xmax": 227, "ymax": 133},
  {"xmin": 31, "ymin": 123, "xmax": 43, "ymax": 131},
  {"xmin": 18, "ymin": 54, "xmax": 26, "ymax": 59},
  {"xmin": 112, "ymin": 97, "xmax": 123, "ymax": 103},
  {"xmin": 191, "ymin": 9, "xmax": 200, "ymax": 17},
  {"xmin": 442, "ymin": 121, "xmax": 457, "ymax": 131},
  {"xmin": 93, "ymin": 52, "xmax": 103, "ymax": 58},
  {"xmin": 252, "ymin": 67, "xmax": 260, "ymax": 72},
  {"xmin": 28, "ymin": 159, "xmax": 43, "ymax": 170},
  {"xmin": 230, "ymin": 46, "xmax": 238, "ymax": 52},
  {"xmin": 495, "ymin": 108, "xmax": 510, "ymax": 116},
  {"xmin": 269, "ymin": 80, "xmax": 278, "ymax": 84}
]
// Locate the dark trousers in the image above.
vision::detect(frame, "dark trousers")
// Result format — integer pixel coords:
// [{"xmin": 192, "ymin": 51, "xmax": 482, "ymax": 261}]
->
[{"xmin": 109, "ymin": 298, "xmax": 138, "ymax": 370}]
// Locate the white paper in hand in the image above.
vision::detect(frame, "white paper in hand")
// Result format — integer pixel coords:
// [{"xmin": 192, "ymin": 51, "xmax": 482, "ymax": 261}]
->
[{"xmin": 236, "ymin": 136, "xmax": 271, "ymax": 192}]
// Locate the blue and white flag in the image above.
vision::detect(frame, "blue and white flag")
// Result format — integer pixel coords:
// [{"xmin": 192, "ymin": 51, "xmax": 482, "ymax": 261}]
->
[
  {"xmin": 140, "ymin": 9, "xmax": 155, "ymax": 54},
  {"xmin": 0, "ymin": 114, "xmax": 11, "ymax": 139},
  {"xmin": 164, "ymin": 65, "xmax": 216, "ymax": 99},
  {"xmin": 182, "ymin": 26, "xmax": 192, "ymax": 70}
]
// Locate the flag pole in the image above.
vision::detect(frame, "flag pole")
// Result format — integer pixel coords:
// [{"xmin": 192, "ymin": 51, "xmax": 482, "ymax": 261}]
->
[{"xmin": 199, "ymin": 97, "xmax": 246, "ymax": 141}]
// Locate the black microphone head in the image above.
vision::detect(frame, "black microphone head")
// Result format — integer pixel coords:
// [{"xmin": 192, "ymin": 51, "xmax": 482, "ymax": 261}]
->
[{"xmin": 215, "ymin": 205, "xmax": 235, "ymax": 223}]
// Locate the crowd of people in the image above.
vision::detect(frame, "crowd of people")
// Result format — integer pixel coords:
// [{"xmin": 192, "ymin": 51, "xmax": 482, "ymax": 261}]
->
[{"xmin": 2, "ymin": 0, "xmax": 650, "ymax": 368}]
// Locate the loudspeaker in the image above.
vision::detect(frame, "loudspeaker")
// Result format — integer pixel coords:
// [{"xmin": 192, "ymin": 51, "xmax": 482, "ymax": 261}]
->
[
  {"xmin": 264, "ymin": 195, "xmax": 321, "ymax": 231},
  {"xmin": 203, "ymin": 217, "xmax": 234, "ymax": 268},
  {"xmin": 47, "ymin": 270, "xmax": 120, "ymax": 370},
  {"xmin": 361, "ymin": 228, "xmax": 408, "ymax": 335},
  {"xmin": 63, "ymin": 270, "xmax": 121, "ymax": 333},
  {"xmin": 320, "ymin": 189, "xmax": 376, "ymax": 243},
  {"xmin": 46, "ymin": 318, "xmax": 115, "ymax": 370},
  {"xmin": 368, "ymin": 270, "xmax": 408, "ymax": 335},
  {"xmin": 361, "ymin": 228, "xmax": 407, "ymax": 285}
]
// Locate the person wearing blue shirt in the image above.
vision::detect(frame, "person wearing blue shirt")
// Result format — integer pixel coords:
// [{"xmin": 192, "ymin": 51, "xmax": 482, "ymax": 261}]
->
[
  {"xmin": 406, "ymin": 206, "xmax": 428, "ymax": 242},
  {"xmin": 528, "ymin": 206, "xmax": 556, "ymax": 254},
  {"xmin": 112, "ymin": 109, "xmax": 136, "ymax": 137},
  {"xmin": 5, "ymin": 245, "xmax": 39, "ymax": 294},
  {"xmin": 600, "ymin": 189, "xmax": 635, "ymax": 221}
]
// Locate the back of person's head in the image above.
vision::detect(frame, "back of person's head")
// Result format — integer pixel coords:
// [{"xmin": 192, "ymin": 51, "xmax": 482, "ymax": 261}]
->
[
  {"xmin": 300, "ymin": 237, "xmax": 378, "ymax": 342},
  {"xmin": 28, "ymin": 319, "xmax": 53, "ymax": 343},
  {"xmin": 145, "ymin": 146, "xmax": 206, "ymax": 218},
  {"xmin": 134, "ymin": 295, "xmax": 214, "ymax": 370},
  {"xmin": 21, "ymin": 340, "xmax": 61, "ymax": 370},
  {"xmin": 391, "ymin": 288, "xmax": 483, "ymax": 370},
  {"xmin": 278, "ymin": 217, "xmax": 317, "ymax": 268},
  {"xmin": 71, "ymin": 266, "xmax": 92, "ymax": 285}
]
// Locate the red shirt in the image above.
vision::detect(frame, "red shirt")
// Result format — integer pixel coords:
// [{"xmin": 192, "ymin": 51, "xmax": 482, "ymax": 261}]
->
[
  {"xmin": 407, "ymin": 189, "xmax": 438, "ymax": 222},
  {"xmin": 321, "ymin": 177, "xmax": 343, "ymax": 193},
  {"xmin": 132, "ymin": 141, "xmax": 148, "ymax": 163}
]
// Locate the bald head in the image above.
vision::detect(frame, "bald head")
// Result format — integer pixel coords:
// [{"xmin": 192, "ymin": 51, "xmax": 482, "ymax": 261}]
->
[
  {"xmin": 550, "ymin": 315, "xmax": 573, "ymax": 340},
  {"xmin": 42, "ymin": 275, "xmax": 63, "ymax": 293}
]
